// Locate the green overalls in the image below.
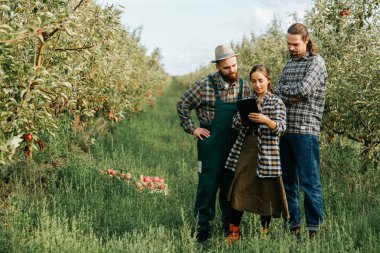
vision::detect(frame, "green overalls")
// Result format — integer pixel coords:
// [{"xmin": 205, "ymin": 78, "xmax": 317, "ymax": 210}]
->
[{"xmin": 195, "ymin": 75, "xmax": 243, "ymax": 232}]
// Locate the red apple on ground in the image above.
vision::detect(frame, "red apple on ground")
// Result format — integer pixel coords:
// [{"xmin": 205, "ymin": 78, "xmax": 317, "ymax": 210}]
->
[
  {"xmin": 340, "ymin": 10, "xmax": 350, "ymax": 17},
  {"xmin": 108, "ymin": 169, "xmax": 116, "ymax": 177},
  {"xmin": 125, "ymin": 173, "xmax": 132, "ymax": 180},
  {"xmin": 24, "ymin": 133, "xmax": 33, "ymax": 141}
]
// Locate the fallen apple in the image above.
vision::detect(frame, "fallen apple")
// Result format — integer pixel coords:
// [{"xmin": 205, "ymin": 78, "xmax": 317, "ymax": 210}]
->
[
  {"xmin": 108, "ymin": 169, "xmax": 116, "ymax": 177},
  {"xmin": 143, "ymin": 176, "xmax": 151, "ymax": 183},
  {"xmin": 340, "ymin": 9, "xmax": 350, "ymax": 17},
  {"xmin": 125, "ymin": 173, "xmax": 132, "ymax": 180},
  {"xmin": 24, "ymin": 133, "xmax": 33, "ymax": 141}
]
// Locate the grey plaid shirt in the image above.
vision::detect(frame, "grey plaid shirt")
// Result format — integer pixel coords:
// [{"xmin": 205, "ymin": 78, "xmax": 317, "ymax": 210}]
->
[
  {"xmin": 275, "ymin": 53, "xmax": 328, "ymax": 136},
  {"xmin": 177, "ymin": 72, "xmax": 251, "ymax": 134}
]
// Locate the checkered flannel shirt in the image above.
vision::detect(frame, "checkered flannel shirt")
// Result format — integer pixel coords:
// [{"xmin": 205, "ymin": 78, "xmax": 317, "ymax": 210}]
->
[
  {"xmin": 176, "ymin": 72, "xmax": 251, "ymax": 134},
  {"xmin": 225, "ymin": 92, "xmax": 286, "ymax": 178},
  {"xmin": 275, "ymin": 53, "xmax": 328, "ymax": 136}
]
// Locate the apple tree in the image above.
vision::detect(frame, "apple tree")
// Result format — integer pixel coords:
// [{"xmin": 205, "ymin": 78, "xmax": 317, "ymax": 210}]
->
[
  {"xmin": 233, "ymin": 19, "xmax": 288, "ymax": 84},
  {"xmin": 0, "ymin": 0, "xmax": 170, "ymax": 165},
  {"xmin": 305, "ymin": 0, "xmax": 380, "ymax": 163}
]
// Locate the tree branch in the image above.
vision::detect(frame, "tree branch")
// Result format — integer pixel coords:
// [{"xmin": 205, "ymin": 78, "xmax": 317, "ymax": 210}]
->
[
  {"xmin": 42, "ymin": 0, "xmax": 86, "ymax": 41},
  {"xmin": 0, "ymin": 34, "xmax": 33, "ymax": 44},
  {"xmin": 74, "ymin": 0, "xmax": 86, "ymax": 11},
  {"xmin": 330, "ymin": 128, "xmax": 363, "ymax": 143},
  {"xmin": 46, "ymin": 28, "xmax": 60, "ymax": 40},
  {"xmin": 54, "ymin": 45, "xmax": 94, "ymax": 52},
  {"xmin": 37, "ymin": 43, "xmax": 47, "ymax": 66},
  {"xmin": 330, "ymin": 128, "xmax": 380, "ymax": 145}
]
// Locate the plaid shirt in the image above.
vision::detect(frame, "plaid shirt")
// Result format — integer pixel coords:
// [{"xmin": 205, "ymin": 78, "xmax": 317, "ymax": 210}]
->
[
  {"xmin": 275, "ymin": 53, "xmax": 328, "ymax": 136},
  {"xmin": 225, "ymin": 92, "xmax": 286, "ymax": 178},
  {"xmin": 177, "ymin": 72, "xmax": 251, "ymax": 134}
]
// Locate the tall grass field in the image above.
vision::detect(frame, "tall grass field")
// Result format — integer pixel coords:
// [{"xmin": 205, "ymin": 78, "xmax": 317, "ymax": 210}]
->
[{"xmin": 1, "ymin": 83, "xmax": 379, "ymax": 252}]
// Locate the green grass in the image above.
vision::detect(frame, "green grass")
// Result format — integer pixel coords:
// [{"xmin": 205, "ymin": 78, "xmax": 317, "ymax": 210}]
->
[{"xmin": 0, "ymin": 83, "xmax": 379, "ymax": 252}]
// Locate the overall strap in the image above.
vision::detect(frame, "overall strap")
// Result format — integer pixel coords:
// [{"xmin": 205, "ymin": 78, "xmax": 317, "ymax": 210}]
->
[
  {"xmin": 238, "ymin": 78, "xmax": 244, "ymax": 100},
  {"xmin": 208, "ymin": 75, "xmax": 221, "ymax": 101}
]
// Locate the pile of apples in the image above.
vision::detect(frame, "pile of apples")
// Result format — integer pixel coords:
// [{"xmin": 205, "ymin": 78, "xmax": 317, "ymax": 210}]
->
[
  {"xmin": 135, "ymin": 175, "xmax": 167, "ymax": 194},
  {"xmin": 99, "ymin": 169, "xmax": 168, "ymax": 195},
  {"xmin": 99, "ymin": 168, "xmax": 132, "ymax": 181}
]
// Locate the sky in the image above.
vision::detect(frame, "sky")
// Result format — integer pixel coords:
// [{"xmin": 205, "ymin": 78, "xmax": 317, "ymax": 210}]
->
[{"xmin": 97, "ymin": 0, "xmax": 313, "ymax": 76}]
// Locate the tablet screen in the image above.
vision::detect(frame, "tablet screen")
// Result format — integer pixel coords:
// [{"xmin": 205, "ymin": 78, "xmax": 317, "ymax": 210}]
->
[{"xmin": 236, "ymin": 98, "xmax": 260, "ymax": 127}]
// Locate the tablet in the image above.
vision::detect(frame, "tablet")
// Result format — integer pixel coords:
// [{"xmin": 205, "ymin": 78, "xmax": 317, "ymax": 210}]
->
[{"xmin": 236, "ymin": 97, "xmax": 260, "ymax": 127}]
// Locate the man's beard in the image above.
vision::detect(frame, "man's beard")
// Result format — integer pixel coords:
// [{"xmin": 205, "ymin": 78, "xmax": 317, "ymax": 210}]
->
[
  {"xmin": 220, "ymin": 71, "xmax": 239, "ymax": 84},
  {"xmin": 289, "ymin": 50, "xmax": 298, "ymax": 57}
]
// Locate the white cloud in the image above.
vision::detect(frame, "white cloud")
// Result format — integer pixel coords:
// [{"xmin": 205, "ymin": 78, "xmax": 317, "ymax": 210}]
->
[{"xmin": 98, "ymin": 0, "xmax": 312, "ymax": 75}]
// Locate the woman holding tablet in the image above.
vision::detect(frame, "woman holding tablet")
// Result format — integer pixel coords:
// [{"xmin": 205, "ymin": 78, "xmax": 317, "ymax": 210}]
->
[{"xmin": 224, "ymin": 65, "xmax": 288, "ymax": 244}]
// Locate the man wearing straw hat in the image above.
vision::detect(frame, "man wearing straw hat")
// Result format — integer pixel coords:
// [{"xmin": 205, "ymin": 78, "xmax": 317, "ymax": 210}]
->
[{"xmin": 177, "ymin": 44, "xmax": 251, "ymax": 242}]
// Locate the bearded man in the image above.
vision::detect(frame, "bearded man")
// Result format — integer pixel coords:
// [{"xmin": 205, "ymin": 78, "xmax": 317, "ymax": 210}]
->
[{"xmin": 177, "ymin": 44, "xmax": 251, "ymax": 242}]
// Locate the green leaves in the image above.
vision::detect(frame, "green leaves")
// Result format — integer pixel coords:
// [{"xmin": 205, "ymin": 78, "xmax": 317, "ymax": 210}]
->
[
  {"xmin": 306, "ymin": 0, "xmax": 380, "ymax": 163},
  {"xmin": 0, "ymin": 0, "xmax": 170, "ymax": 165},
  {"xmin": 0, "ymin": 4, "xmax": 10, "ymax": 12}
]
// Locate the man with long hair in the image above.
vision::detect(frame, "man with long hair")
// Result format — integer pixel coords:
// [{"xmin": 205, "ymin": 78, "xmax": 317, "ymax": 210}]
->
[{"xmin": 275, "ymin": 23, "xmax": 328, "ymax": 239}]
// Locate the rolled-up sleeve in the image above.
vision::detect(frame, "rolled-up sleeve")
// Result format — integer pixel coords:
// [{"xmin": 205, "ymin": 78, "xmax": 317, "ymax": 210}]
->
[
  {"xmin": 176, "ymin": 82, "xmax": 202, "ymax": 134},
  {"xmin": 270, "ymin": 98, "xmax": 286, "ymax": 136}
]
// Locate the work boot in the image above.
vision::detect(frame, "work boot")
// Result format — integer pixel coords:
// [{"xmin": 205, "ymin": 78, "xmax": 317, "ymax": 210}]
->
[
  {"xmin": 225, "ymin": 224, "xmax": 240, "ymax": 245},
  {"xmin": 260, "ymin": 228, "xmax": 269, "ymax": 239},
  {"xmin": 309, "ymin": 230, "xmax": 317, "ymax": 239},
  {"xmin": 291, "ymin": 227, "xmax": 301, "ymax": 238},
  {"xmin": 196, "ymin": 230, "xmax": 209, "ymax": 243}
]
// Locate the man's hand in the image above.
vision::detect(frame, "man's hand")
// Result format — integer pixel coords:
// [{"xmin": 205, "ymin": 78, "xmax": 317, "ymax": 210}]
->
[{"xmin": 193, "ymin": 128, "xmax": 210, "ymax": 140}]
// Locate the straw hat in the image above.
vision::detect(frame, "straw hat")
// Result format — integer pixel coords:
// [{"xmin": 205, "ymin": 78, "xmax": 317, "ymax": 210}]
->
[{"xmin": 211, "ymin": 44, "xmax": 239, "ymax": 63}]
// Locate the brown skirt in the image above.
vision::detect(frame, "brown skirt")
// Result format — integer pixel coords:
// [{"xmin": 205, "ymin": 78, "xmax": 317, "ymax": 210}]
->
[{"xmin": 228, "ymin": 135, "xmax": 289, "ymax": 218}]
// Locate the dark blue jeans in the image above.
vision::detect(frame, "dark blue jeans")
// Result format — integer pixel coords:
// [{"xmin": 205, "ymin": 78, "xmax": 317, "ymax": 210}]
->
[{"xmin": 280, "ymin": 134, "xmax": 323, "ymax": 231}]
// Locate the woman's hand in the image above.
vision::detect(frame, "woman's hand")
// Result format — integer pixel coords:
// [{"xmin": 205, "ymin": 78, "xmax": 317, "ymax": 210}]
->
[
  {"xmin": 248, "ymin": 113, "xmax": 270, "ymax": 125},
  {"xmin": 248, "ymin": 113, "xmax": 277, "ymax": 131}
]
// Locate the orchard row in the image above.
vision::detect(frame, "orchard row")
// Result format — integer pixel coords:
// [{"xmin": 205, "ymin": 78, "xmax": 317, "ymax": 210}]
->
[{"xmin": 0, "ymin": 1, "xmax": 171, "ymax": 165}]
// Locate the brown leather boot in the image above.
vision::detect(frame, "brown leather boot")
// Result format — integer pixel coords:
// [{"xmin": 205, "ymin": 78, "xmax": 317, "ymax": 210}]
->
[
  {"xmin": 291, "ymin": 227, "xmax": 301, "ymax": 239},
  {"xmin": 309, "ymin": 230, "xmax": 317, "ymax": 239},
  {"xmin": 260, "ymin": 228, "xmax": 269, "ymax": 239},
  {"xmin": 226, "ymin": 224, "xmax": 240, "ymax": 245}
]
